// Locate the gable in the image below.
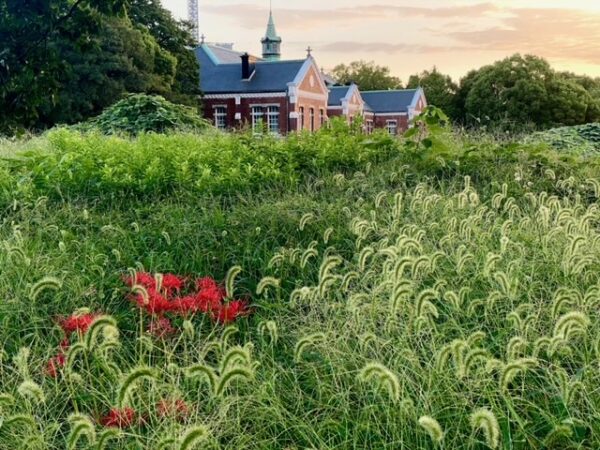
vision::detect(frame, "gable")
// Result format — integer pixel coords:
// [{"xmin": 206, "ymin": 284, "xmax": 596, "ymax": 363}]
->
[{"xmin": 297, "ymin": 64, "xmax": 329, "ymax": 96}]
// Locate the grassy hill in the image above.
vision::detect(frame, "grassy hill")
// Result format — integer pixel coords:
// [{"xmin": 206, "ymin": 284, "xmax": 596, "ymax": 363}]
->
[{"xmin": 0, "ymin": 118, "xmax": 599, "ymax": 449}]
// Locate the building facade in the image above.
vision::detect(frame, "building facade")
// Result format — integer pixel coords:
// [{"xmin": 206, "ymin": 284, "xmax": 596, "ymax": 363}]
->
[{"xmin": 196, "ymin": 10, "xmax": 427, "ymax": 135}]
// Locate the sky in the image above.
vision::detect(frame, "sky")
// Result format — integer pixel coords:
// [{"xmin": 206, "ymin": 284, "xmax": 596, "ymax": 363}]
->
[{"xmin": 160, "ymin": 0, "xmax": 600, "ymax": 82}]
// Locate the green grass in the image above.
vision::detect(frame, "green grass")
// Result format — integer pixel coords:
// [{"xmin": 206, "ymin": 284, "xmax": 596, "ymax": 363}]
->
[{"xmin": 0, "ymin": 122, "xmax": 599, "ymax": 449}]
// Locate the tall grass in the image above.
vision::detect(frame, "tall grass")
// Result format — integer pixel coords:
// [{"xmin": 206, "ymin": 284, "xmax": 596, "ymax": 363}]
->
[{"xmin": 0, "ymin": 123, "xmax": 598, "ymax": 448}]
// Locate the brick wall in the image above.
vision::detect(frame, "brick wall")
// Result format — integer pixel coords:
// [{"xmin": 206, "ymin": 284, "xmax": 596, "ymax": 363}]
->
[
  {"xmin": 203, "ymin": 95, "xmax": 290, "ymax": 133},
  {"xmin": 373, "ymin": 114, "xmax": 409, "ymax": 134},
  {"xmin": 295, "ymin": 65, "xmax": 329, "ymax": 132}
]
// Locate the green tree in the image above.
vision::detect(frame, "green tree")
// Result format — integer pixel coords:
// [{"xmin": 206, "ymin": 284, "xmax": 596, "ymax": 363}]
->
[
  {"xmin": 406, "ymin": 67, "xmax": 459, "ymax": 119},
  {"xmin": 0, "ymin": 0, "xmax": 199, "ymax": 134},
  {"xmin": 0, "ymin": 0, "xmax": 127, "ymax": 133},
  {"xmin": 557, "ymin": 72, "xmax": 600, "ymax": 123},
  {"xmin": 455, "ymin": 54, "xmax": 599, "ymax": 130},
  {"xmin": 464, "ymin": 54, "xmax": 553, "ymax": 129},
  {"xmin": 128, "ymin": 0, "xmax": 200, "ymax": 105},
  {"xmin": 49, "ymin": 17, "xmax": 178, "ymax": 125},
  {"xmin": 331, "ymin": 61, "xmax": 402, "ymax": 91}
]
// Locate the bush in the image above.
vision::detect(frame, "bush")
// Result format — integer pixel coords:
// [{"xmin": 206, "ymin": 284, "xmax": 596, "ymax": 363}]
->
[
  {"xmin": 528, "ymin": 123, "xmax": 600, "ymax": 154},
  {"xmin": 84, "ymin": 94, "xmax": 209, "ymax": 135},
  {"xmin": 2, "ymin": 125, "xmax": 400, "ymax": 200}
]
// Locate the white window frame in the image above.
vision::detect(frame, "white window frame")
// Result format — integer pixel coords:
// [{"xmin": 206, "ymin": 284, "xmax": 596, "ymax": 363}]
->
[
  {"xmin": 319, "ymin": 109, "xmax": 325, "ymax": 127},
  {"xmin": 309, "ymin": 107, "xmax": 315, "ymax": 132},
  {"xmin": 213, "ymin": 105, "xmax": 227, "ymax": 130},
  {"xmin": 386, "ymin": 120, "xmax": 398, "ymax": 136},
  {"xmin": 365, "ymin": 120, "xmax": 374, "ymax": 134},
  {"xmin": 251, "ymin": 106, "xmax": 264, "ymax": 133},
  {"xmin": 267, "ymin": 105, "xmax": 280, "ymax": 134},
  {"xmin": 299, "ymin": 107, "xmax": 305, "ymax": 131}
]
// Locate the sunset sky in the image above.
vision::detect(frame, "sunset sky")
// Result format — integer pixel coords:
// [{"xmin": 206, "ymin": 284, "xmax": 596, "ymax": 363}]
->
[{"xmin": 160, "ymin": 0, "xmax": 600, "ymax": 82}]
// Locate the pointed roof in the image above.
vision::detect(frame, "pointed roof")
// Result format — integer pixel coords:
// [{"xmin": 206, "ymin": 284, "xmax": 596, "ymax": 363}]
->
[
  {"xmin": 196, "ymin": 45, "xmax": 307, "ymax": 94},
  {"xmin": 361, "ymin": 89, "xmax": 423, "ymax": 113},
  {"xmin": 263, "ymin": 11, "xmax": 282, "ymax": 42}
]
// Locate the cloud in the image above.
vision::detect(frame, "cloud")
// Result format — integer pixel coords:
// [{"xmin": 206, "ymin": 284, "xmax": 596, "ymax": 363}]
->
[
  {"xmin": 202, "ymin": 3, "xmax": 499, "ymax": 29},
  {"xmin": 445, "ymin": 8, "xmax": 600, "ymax": 64},
  {"xmin": 319, "ymin": 41, "xmax": 466, "ymax": 55},
  {"xmin": 202, "ymin": 3, "xmax": 600, "ymax": 67}
]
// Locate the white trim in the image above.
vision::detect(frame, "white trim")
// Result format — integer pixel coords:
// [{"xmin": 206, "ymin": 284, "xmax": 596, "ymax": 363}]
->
[
  {"xmin": 375, "ymin": 112, "xmax": 408, "ymax": 117},
  {"xmin": 289, "ymin": 112, "xmax": 299, "ymax": 119},
  {"xmin": 212, "ymin": 104, "xmax": 227, "ymax": 109},
  {"xmin": 327, "ymin": 106, "xmax": 343, "ymax": 110},
  {"xmin": 249, "ymin": 103, "xmax": 282, "ymax": 107},
  {"xmin": 288, "ymin": 57, "xmax": 329, "ymax": 104},
  {"xmin": 234, "ymin": 113, "xmax": 241, "ymax": 120},
  {"xmin": 235, "ymin": 96, "xmax": 241, "ymax": 105},
  {"xmin": 204, "ymin": 92, "xmax": 286, "ymax": 99},
  {"xmin": 297, "ymin": 91, "xmax": 328, "ymax": 101}
]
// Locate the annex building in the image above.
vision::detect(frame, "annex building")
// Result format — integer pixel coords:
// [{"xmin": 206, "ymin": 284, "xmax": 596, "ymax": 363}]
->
[{"xmin": 196, "ymin": 9, "xmax": 426, "ymax": 135}]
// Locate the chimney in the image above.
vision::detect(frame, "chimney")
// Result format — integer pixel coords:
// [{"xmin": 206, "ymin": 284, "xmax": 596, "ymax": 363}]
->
[{"xmin": 241, "ymin": 53, "xmax": 255, "ymax": 80}]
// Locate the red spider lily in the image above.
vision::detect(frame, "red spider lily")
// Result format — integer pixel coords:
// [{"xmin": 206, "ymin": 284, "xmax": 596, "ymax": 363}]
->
[
  {"xmin": 99, "ymin": 407, "xmax": 137, "ymax": 428},
  {"xmin": 45, "ymin": 353, "xmax": 66, "ymax": 378},
  {"xmin": 129, "ymin": 288, "xmax": 172, "ymax": 315},
  {"xmin": 156, "ymin": 398, "xmax": 190, "ymax": 421},
  {"xmin": 212, "ymin": 300, "xmax": 250, "ymax": 324},
  {"xmin": 162, "ymin": 274, "xmax": 185, "ymax": 295},
  {"xmin": 58, "ymin": 313, "xmax": 98, "ymax": 335},
  {"xmin": 123, "ymin": 272, "xmax": 156, "ymax": 290},
  {"xmin": 147, "ymin": 317, "xmax": 175, "ymax": 338},
  {"xmin": 60, "ymin": 338, "xmax": 71, "ymax": 350},
  {"xmin": 194, "ymin": 285, "xmax": 225, "ymax": 312},
  {"xmin": 196, "ymin": 277, "xmax": 218, "ymax": 291}
]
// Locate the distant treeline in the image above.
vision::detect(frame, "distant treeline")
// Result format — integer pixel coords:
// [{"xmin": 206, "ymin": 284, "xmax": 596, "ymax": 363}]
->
[{"xmin": 334, "ymin": 55, "xmax": 600, "ymax": 131}]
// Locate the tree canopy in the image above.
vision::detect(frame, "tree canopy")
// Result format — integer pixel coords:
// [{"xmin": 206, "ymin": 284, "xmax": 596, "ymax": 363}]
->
[
  {"xmin": 0, "ymin": 0, "xmax": 199, "ymax": 134},
  {"xmin": 406, "ymin": 68, "xmax": 459, "ymax": 119},
  {"xmin": 455, "ymin": 54, "xmax": 600, "ymax": 130},
  {"xmin": 331, "ymin": 61, "xmax": 403, "ymax": 91}
]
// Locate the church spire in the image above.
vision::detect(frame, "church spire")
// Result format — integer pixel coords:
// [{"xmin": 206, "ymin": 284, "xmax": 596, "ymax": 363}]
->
[{"xmin": 261, "ymin": 3, "xmax": 282, "ymax": 61}]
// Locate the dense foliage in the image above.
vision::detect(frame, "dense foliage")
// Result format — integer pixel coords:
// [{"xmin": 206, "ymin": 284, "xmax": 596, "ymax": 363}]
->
[
  {"xmin": 529, "ymin": 123, "xmax": 600, "ymax": 154},
  {"xmin": 0, "ymin": 0, "xmax": 198, "ymax": 134},
  {"xmin": 331, "ymin": 60, "xmax": 403, "ymax": 91},
  {"xmin": 83, "ymin": 95, "xmax": 208, "ymax": 136},
  {"xmin": 2, "ymin": 120, "xmax": 397, "ymax": 200},
  {"xmin": 0, "ymin": 113, "xmax": 599, "ymax": 448},
  {"xmin": 406, "ymin": 55, "xmax": 600, "ymax": 130},
  {"xmin": 406, "ymin": 67, "xmax": 459, "ymax": 119}
]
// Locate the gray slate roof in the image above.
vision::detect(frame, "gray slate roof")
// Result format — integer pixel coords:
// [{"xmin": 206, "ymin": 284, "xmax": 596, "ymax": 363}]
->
[
  {"xmin": 196, "ymin": 45, "xmax": 306, "ymax": 94},
  {"xmin": 361, "ymin": 90, "xmax": 420, "ymax": 113},
  {"xmin": 203, "ymin": 44, "xmax": 259, "ymax": 64},
  {"xmin": 327, "ymin": 86, "xmax": 351, "ymax": 106}
]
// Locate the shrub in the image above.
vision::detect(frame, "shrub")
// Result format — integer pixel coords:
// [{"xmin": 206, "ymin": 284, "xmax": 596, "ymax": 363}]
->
[{"xmin": 84, "ymin": 94, "xmax": 209, "ymax": 135}]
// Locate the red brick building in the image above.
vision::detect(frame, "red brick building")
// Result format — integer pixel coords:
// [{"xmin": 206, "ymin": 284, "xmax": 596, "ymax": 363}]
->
[{"xmin": 196, "ymin": 9, "xmax": 426, "ymax": 135}]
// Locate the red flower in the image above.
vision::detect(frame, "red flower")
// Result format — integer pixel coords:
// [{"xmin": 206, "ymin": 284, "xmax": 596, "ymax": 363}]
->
[
  {"xmin": 60, "ymin": 338, "xmax": 71, "ymax": 350},
  {"xmin": 194, "ymin": 285, "xmax": 224, "ymax": 312},
  {"xmin": 196, "ymin": 277, "xmax": 218, "ymax": 291},
  {"xmin": 58, "ymin": 313, "xmax": 97, "ymax": 335},
  {"xmin": 162, "ymin": 274, "xmax": 184, "ymax": 295},
  {"xmin": 147, "ymin": 317, "xmax": 175, "ymax": 338},
  {"xmin": 99, "ymin": 407, "xmax": 137, "ymax": 428},
  {"xmin": 212, "ymin": 300, "xmax": 249, "ymax": 324},
  {"xmin": 130, "ymin": 288, "xmax": 171, "ymax": 315},
  {"xmin": 123, "ymin": 272, "xmax": 156, "ymax": 290},
  {"xmin": 156, "ymin": 399, "xmax": 190, "ymax": 421},
  {"xmin": 45, "ymin": 353, "xmax": 66, "ymax": 378}
]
